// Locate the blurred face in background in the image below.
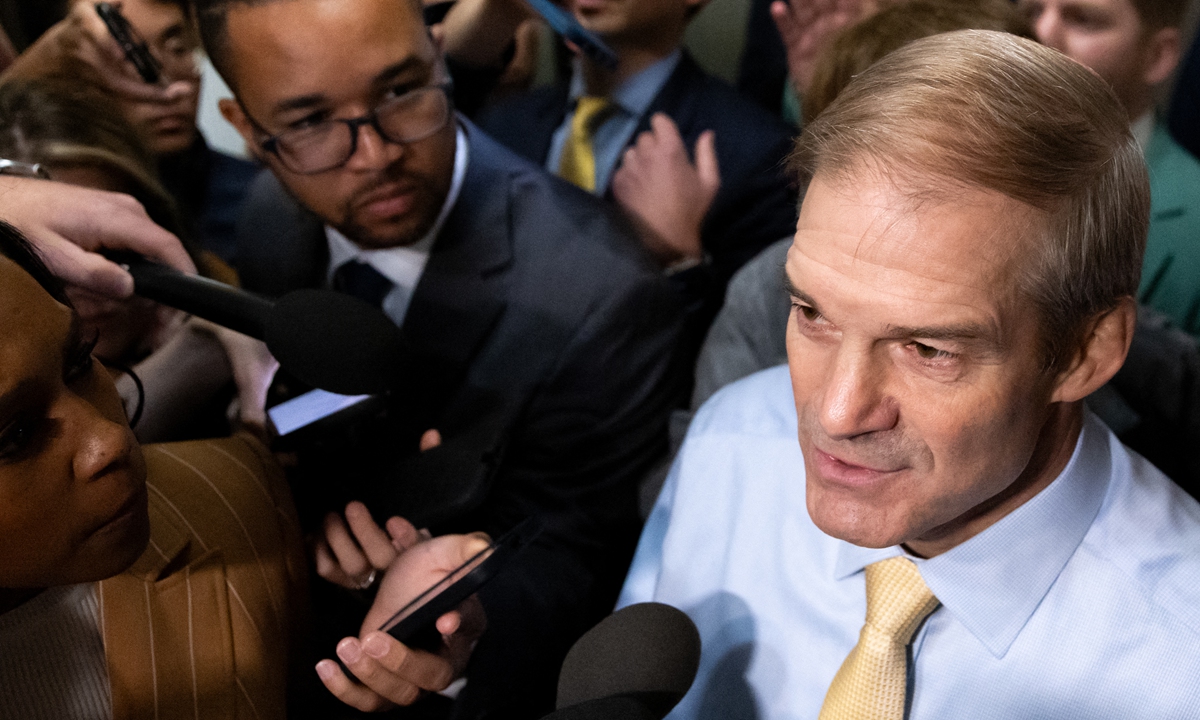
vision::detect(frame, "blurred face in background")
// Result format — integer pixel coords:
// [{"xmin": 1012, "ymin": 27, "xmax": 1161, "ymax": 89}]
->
[
  {"xmin": 0, "ymin": 255, "xmax": 148, "ymax": 591},
  {"xmin": 1019, "ymin": 0, "xmax": 1180, "ymax": 117},
  {"xmin": 83, "ymin": 0, "xmax": 202, "ymax": 155},
  {"xmin": 567, "ymin": 0, "xmax": 706, "ymax": 53}
]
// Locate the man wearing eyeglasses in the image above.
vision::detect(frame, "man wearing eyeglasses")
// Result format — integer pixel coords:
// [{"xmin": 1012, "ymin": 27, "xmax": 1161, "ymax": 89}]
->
[{"xmin": 193, "ymin": 0, "xmax": 685, "ymax": 716}]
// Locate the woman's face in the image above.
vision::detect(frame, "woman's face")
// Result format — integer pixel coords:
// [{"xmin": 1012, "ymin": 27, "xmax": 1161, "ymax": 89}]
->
[{"xmin": 0, "ymin": 255, "xmax": 148, "ymax": 589}]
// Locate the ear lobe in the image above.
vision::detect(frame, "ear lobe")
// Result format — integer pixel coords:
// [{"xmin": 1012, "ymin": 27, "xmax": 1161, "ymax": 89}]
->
[
  {"xmin": 218, "ymin": 97, "xmax": 266, "ymax": 162},
  {"xmin": 1142, "ymin": 26, "xmax": 1182, "ymax": 87},
  {"xmin": 1050, "ymin": 298, "xmax": 1137, "ymax": 404}
]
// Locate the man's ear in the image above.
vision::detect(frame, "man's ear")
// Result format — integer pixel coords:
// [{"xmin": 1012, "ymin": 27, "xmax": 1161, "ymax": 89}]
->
[
  {"xmin": 1051, "ymin": 297, "xmax": 1137, "ymax": 403},
  {"xmin": 1141, "ymin": 25, "xmax": 1182, "ymax": 88},
  {"xmin": 218, "ymin": 97, "xmax": 267, "ymax": 163}
]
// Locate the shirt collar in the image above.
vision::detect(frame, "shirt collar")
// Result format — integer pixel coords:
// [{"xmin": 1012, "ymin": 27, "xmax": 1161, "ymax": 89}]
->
[
  {"xmin": 325, "ymin": 122, "xmax": 470, "ymax": 286},
  {"xmin": 567, "ymin": 49, "xmax": 683, "ymax": 117},
  {"xmin": 834, "ymin": 411, "xmax": 1113, "ymax": 658}
]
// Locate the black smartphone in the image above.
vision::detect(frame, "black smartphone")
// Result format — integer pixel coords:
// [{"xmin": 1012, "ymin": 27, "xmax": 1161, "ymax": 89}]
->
[
  {"xmin": 95, "ymin": 2, "xmax": 162, "ymax": 84},
  {"xmin": 525, "ymin": 0, "xmax": 619, "ymax": 71},
  {"xmin": 374, "ymin": 516, "xmax": 543, "ymax": 652}
]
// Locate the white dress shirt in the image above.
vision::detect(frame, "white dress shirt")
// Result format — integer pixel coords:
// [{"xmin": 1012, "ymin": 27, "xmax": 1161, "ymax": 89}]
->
[
  {"xmin": 620, "ymin": 365, "xmax": 1200, "ymax": 719},
  {"xmin": 326, "ymin": 123, "xmax": 470, "ymax": 327}
]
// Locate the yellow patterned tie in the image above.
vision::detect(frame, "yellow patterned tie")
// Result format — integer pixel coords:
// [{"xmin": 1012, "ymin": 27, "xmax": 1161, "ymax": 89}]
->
[
  {"xmin": 819, "ymin": 557, "xmax": 941, "ymax": 720},
  {"xmin": 558, "ymin": 96, "xmax": 611, "ymax": 192}
]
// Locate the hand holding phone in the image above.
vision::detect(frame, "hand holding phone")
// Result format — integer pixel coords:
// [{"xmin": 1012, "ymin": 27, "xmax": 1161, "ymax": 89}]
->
[
  {"xmin": 94, "ymin": 2, "xmax": 162, "ymax": 84},
  {"xmin": 317, "ymin": 518, "xmax": 543, "ymax": 710}
]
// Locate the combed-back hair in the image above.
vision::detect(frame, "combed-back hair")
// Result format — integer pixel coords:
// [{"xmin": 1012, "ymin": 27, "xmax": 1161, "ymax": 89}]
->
[{"xmin": 792, "ymin": 30, "xmax": 1150, "ymax": 370}]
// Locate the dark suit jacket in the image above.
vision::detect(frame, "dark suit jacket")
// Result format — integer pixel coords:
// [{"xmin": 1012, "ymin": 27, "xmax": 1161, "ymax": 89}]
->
[
  {"xmin": 236, "ymin": 121, "xmax": 685, "ymax": 719},
  {"xmin": 478, "ymin": 52, "xmax": 798, "ymax": 348}
]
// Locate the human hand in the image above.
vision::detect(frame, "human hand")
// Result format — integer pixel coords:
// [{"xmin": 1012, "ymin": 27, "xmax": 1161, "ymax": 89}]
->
[
  {"xmin": 314, "ymin": 502, "xmax": 428, "ymax": 591},
  {"xmin": 316, "ymin": 532, "xmax": 492, "ymax": 711},
  {"xmin": 770, "ymin": 0, "xmax": 879, "ymax": 94},
  {"xmin": 612, "ymin": 113, "xmax": 720, "ymax": 266},
  {"xmin": 0, "ymin": 176, "xmax": 195, "ymax": 297}
]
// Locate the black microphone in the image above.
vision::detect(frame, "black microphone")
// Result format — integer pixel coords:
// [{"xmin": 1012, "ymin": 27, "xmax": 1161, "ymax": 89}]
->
[
  {"xmin": 540, "ymin": 603, "xmax": 702, "ymax": 720},
  {"xmin": 115, "ymin": 254, "xmax": 407, "ymax": 395}
]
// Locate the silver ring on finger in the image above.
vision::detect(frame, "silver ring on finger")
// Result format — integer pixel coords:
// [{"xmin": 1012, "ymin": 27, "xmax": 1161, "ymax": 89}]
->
[{"xmin": 357, "ymin": 569, "xmax": 378, "ymax": 590}]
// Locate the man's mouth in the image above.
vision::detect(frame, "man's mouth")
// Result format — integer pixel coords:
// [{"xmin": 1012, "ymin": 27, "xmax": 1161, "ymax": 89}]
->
[
  {"xmin": 355, "ymin": 183, "xmax": 417, "ymax": 221},
  {"xmin": 812, "ymin": 448, "xmax": 903, "ymax": 486}
]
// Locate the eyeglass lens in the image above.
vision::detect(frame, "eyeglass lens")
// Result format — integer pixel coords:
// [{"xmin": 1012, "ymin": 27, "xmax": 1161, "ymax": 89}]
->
[{"xmin": 275, "ymin": 87, "xmax": 450, "ymax": 173}]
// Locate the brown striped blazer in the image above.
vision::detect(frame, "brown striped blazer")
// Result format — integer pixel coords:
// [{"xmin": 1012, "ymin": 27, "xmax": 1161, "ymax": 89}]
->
[{"xmin": 98, "ymin": 434, "xmax": 307, "ymax": 720}]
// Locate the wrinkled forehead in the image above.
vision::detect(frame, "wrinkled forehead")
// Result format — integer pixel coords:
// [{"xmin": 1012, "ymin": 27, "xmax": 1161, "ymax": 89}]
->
[{"xmin": 790, "ymin": 166, "xmax": 1046, "ymax": 322}]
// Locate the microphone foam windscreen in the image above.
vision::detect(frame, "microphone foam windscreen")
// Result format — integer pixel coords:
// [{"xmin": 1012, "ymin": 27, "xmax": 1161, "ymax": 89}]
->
[
  {"xmin": 556, "ymin": 603, "xmax": 701, "ymax": 714},
  {"xmin": 265, "ymin": 289, "xmax": 407, "ymax": 395}
]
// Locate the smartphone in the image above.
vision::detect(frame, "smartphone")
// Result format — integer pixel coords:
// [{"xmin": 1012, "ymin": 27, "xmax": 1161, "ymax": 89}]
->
[
  {"xmin": 525, "ymin": 0, "xmax": 620, "ymax": 71},
  {"xmin": 267, "ymin": 388, "xmax": 373, "ymax": 436},
  {"xmin": 95, "ymin": 2, "xmax": 162, "ymax": 84},
  {"xmin": 375, "ymin": 516, "xmax": 544, "ymax": 652}
]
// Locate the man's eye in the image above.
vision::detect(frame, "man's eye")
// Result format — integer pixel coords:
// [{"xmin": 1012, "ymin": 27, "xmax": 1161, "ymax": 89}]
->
[
  {"xmin": 911, "ymin": 342, "xmax": 955, "ymax": 361},
  {"xmin": 793, "ymin": 303, "xmax": 823, "ymax": 323},
  {"xmin": 289, "ymin": 112, "xmax": 331, "ymax": 131}
]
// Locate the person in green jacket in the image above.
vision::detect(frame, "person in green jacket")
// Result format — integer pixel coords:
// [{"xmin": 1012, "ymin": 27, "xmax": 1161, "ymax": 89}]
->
[{"xmin": 1021, "ymin": 0, "xmax": 1200, "ymax": 335}]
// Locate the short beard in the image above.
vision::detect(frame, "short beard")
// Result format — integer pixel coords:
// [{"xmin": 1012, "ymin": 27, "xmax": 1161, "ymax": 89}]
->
[{"xmin": 337, "ymin": 163, "xmax": 449, "ymax": 250}]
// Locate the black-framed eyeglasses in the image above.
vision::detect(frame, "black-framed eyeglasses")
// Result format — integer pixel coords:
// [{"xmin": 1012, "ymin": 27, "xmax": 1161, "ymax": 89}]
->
[{"xmin": 252, "ymin": 83, "xmax": 454, "ymax": 175}]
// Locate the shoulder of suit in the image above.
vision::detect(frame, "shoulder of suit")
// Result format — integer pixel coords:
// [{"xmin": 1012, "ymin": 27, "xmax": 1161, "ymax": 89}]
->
[
  {"xmin": 142, "ymin": 434, "xmax": 286, "ymax": 522},
  {"xmin": 1146, "ymin": 125, "xmax": 1200, "ymax": 214},
  {"xmin": 670, "ymin": 53, "xmax": 796, "ymax": 148}
]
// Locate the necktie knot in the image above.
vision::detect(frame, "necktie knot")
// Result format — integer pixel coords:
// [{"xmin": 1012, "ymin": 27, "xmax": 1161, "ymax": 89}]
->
[
  {"xmin": 558, "ymin": 96, "xmax": 613, "ymax": 192},
  {"xmin": 864, "ymin": 557, "xmax": 940, "ymax": 643},
  {"xmin": 333, "ymin": 260, "xmax": 393, "ymax": 310}
]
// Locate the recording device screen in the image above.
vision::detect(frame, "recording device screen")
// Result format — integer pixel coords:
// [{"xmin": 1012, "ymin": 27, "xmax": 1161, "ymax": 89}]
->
[{"xmin": 267, "ymin": 389, "xmax": 372, "ymax": 436}]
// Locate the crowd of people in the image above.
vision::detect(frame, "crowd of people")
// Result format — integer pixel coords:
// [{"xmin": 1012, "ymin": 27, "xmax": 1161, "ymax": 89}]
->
[{"xmin": 0, "ymin": 0, "xmax": 1197, "ymax": 718}]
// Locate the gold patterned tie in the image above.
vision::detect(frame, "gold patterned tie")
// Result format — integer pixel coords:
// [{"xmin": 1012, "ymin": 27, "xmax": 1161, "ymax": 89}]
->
[
  {"xmin": 819, "ymin": 557, "xmax": 941, "ymax": 720},
  {"xmin": 558, "ymin": 96, "xmax": 611, "ymax": 192}
]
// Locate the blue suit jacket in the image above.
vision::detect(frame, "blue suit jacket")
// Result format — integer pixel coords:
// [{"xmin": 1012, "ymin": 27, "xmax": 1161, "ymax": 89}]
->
[
  {"xmin": 235, "ymin": 121, "xmax": 686, "ymax": 718},
  {"xmin": 479, "ymin": 52, "xmax": 798, "ymax": 347}
]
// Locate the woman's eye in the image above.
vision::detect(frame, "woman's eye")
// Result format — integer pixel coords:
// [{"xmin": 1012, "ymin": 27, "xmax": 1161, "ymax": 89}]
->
[{"xmin": 0, "ymin": 418, "xmax": 41, "ymax": 460}]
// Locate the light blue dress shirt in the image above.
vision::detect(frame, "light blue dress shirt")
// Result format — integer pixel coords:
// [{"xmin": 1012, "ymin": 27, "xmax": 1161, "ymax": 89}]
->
[
  {"xmin": 546, "ymin": 51, "xmax": 682, "ymax": 194},
  {"xmin": 619, "ymin": 365, "xmax": 1200, "ymax": 719}
]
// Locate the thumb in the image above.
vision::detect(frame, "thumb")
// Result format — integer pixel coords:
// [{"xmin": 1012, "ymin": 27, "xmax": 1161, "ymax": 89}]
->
[{"xmin": 694, "ymin": 130, "xmax": 721, "ymax": 193}]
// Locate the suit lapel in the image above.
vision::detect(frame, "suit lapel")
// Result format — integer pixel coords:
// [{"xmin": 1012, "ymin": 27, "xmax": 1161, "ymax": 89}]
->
[
  {"xmin": 99, "ymin": 488, "xmax": 236, "ymax": 720},
  {"xmin": 399, "ymin": 124, "xmax": 515, "ymax": 417}
]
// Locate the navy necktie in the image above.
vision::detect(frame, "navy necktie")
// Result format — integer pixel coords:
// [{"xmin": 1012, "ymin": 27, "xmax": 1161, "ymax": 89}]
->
[{"xmin": 333, "ymin": 260, "xmax": 393, "ymax": 309}]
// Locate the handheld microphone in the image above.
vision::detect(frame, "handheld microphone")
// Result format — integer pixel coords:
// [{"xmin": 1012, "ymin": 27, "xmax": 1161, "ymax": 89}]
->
[
  {"xmin": 540, "ymin": 603, "xmax": 702, "ymax": 720},
  {"xmin": 114, "ymin": 254, "xmax": 407, "ymax": 395}
]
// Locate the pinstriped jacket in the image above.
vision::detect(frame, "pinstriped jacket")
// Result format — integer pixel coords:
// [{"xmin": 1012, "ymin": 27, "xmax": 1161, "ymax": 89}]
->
[{"xmin": 97, "ymin": 434, "xmax": 307, "ymax": 720}]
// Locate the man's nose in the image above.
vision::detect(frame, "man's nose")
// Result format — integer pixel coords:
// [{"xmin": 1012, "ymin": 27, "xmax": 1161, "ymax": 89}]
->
[
  {"xmin": 1032, "ymin": 9, "xmax": 1065, "ymax": 51},
  {"xmin": 345, "ymin": 120, "xmax": 403, "ymax": 171},
  {"xmin": 818, "ymin": 349, "xmax": 899, "ymax": 440}
]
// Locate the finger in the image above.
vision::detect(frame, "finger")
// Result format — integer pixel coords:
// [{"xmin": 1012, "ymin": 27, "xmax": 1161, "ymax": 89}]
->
[
  {"xmin": 344, "ymin": 502, "xmax": 399, "ymax": 570},
  {"xmin": 419, "ymin": 428, "xmax": 442, "ymax": 452},
  {"xmin": 359, "ymin": 631, "xmax": 456, "ymax": 692},
  {"xmin": 315, "ymin": 658, "xmax": 396, "ymax": 712},
  {"xmin": 87, "ymin": 190, "xmax": 196, "ymax": 273},
  {"xmin": 313, "ymin": 537, "xmax": 356, "ymax": 587},
  {"xmin": 385, "ymin": 516, "xmax": 422, "ymax": 552},
  {"xmin": 323, "ymin": 512, "xmax": 372, "ymax": 580},
  {"xmin": 36, "ymin": 237, "xmax": 134, "ymax": 298},
  {"xmin": 695, "ymin": 130, "xmax": 721, "ymax": 192}
]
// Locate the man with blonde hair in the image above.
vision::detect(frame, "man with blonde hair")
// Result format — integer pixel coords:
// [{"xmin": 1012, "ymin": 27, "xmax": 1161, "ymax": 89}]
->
[{"xmin": 620, "ymin": 29, "xmax": 1200, "ymax": 719}]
